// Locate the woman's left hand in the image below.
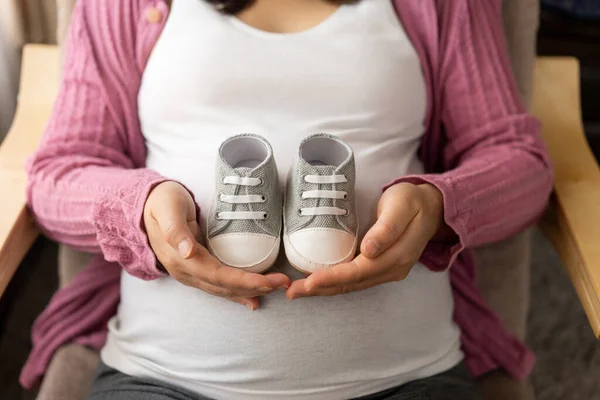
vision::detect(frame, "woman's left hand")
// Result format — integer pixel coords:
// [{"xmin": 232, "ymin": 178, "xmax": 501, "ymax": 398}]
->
[{"xmin": 286, "ymin": 183, "xmax": 447, "ymax": 299}]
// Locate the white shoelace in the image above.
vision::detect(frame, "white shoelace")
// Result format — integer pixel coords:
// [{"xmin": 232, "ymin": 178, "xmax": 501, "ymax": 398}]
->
[
  {"xmin": 300, "ymin": 174, "xmax": 348, "ymax": 216},
  {"xmin": 217, "ymin": 176, "xmax": 266, "ymax": 220}
]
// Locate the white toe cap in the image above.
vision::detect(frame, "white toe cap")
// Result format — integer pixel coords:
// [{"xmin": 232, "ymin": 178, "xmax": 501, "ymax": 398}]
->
[
  {"xmin": 208, "ymin": 233, "xmax": 279, "ymax": 272},
  {"xmin": 286, "ymin": 228, "xmax": 357, "ymax": 272}
]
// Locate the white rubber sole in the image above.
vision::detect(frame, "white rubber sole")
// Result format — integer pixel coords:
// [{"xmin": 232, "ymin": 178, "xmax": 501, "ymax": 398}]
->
[
  {"xmin": 207, "ymin": 235, "xmax": 280, "ymax": 274},
  {"xmin": 283, "ymin": 230, "xmax": 357, "ymax": 275},
  {"xmin": 282, "ymin": 203, "xmax": 358, "ymax": 274}
]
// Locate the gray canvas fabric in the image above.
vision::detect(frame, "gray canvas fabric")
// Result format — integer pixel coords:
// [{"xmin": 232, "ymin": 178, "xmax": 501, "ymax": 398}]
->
[
  {"xmin": 284, "ymin": 134, "xmax": 357, "ymax": 236},
  {"xmin": 207, "ymin": 134, "xmax": 282, "ymax": 239}
]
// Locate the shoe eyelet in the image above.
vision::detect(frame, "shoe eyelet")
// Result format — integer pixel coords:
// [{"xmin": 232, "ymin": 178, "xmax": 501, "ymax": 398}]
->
[
  {"xmin": 342, "ymin": 209, "xmax": 348, "ymax": 216},
  {"xmin": 216, "ymin": 213, "xmax": 222, "ymax": 221},
  {"xmin": 298, "ymin": 209, "xmax": 303, "ymax": 216},
  {"xmin": 263, "ymin": 213, "xmax": 268, "ymax": 219},
  {"xmin": 343, "ymin": 194, "xmax": 348, "ymax": 199},
  {"xmin": 261, "ymin": 195, "xmax": 266, "ymax": 202}
]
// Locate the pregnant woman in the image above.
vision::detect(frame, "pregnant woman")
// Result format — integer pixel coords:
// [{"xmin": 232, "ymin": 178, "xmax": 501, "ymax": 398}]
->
[{"xmin": 24, "ymin": 0, "xmax": 553, "ymax": 399}]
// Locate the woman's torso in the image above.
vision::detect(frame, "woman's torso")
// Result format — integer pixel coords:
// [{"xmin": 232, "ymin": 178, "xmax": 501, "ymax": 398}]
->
[{"xmin": 101, "ymin": 1, "xmax": 462, "ymax": 398}]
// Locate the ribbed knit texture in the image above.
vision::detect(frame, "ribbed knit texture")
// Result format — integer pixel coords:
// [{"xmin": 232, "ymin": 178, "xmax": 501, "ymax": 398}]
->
[{"xmin": 21, "ymin": 0, "xmax": 552, "ymax": 390}]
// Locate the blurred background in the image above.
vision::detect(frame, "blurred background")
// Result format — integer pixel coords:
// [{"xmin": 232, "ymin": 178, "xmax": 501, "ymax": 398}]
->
[
  {"xmin": 538, "ymin": 0, "xmax": 600, "ymax": 160},
  {"xmin": 0, "ymin": 1, "xmax": 599, "ymax": 399},
  {"xmin": 0, "ymin": 1, "xmax": 59, "ymax": 139}
]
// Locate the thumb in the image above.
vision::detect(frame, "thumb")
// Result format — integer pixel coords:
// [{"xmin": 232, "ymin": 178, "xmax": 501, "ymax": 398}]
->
[
  {"xmin": 152, "ymin": 189, "xmax": 198, "ymax": 259},
  {"xmin": 361, "ymin": 195, "xmax": 416, "ymax": 259}
]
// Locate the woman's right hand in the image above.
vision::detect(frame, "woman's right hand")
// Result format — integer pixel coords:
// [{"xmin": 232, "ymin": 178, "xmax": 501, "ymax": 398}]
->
[{"xmin": 143, "ymin": 181, "xmax": 291, "ymax": 310}]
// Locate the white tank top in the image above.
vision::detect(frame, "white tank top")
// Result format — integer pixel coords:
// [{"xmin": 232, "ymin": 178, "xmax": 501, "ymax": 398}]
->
[{"xmin": 102, "ymin": 1, "xmax": 463, "ymax": 399}]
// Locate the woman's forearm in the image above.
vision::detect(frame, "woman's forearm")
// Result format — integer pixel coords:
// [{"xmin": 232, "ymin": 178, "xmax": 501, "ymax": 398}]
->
[
  {"xmin": 23, "ymin": 1, "xmax": 170, "ymax": 280},
  {"xmin": 27, "ymin": 151, "xmax": 168, "ymax": 279}
]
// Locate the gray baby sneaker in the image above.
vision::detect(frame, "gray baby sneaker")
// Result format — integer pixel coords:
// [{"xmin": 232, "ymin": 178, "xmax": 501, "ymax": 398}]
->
[
  {"xmin": 207, "ymin": 134, "xmax": 282, "ymax": 273},
  {"xmin": 284, "ymin": 134, "xmax": 358, "ymax": 274}
]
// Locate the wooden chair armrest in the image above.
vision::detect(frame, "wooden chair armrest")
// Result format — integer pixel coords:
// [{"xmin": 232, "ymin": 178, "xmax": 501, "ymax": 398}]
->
[
  {"xmin": 532, "ymin": 57, "xmax": 600, "ymax": 337},
  {"xmin": 0, "ymin": 45, "xmax": 60, "ymax": 298}
]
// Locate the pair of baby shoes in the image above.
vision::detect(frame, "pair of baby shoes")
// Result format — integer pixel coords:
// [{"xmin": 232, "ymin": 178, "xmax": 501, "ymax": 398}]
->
[{"xmin": 207, "ymin": 133, "xmax": 358, "ymax": 274}]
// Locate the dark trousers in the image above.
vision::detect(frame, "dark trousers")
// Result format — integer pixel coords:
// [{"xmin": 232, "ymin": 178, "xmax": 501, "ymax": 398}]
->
[{"xmin": 87, "ymin": 361, "xmax": 480, "ymax": 400}]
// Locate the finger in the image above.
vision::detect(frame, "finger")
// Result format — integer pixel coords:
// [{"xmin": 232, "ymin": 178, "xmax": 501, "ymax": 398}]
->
[
  {"xmin": 191, "ymin": 246, "xmax": 291, "ymax": 293},
  {"xmin": 361, "ymin": 197, "xmax": 418, "ymax": 259},
  {"xmin": 375, "ymin": 215, "xmax": 429, "ymax": 272},
  {"xmin": 176, "ymin": 272, "xmax": 261, "ymax": 310},
  {"xmin": 174, "ymin": 271, "xmax": 264, "ymax": 304},
  {"xmin": 286, "ymin": 279, "xmax": 308, "ymax": 300},
  {"xmin": 264, "ymin": 273, "xmax": 291, "ymax": 289},
  {"xmin": 152, "ymin": 194, "xmax": 198, "ymax": 259},
  {"xmin": 189, "ymin": 221, "xmax": 201, "ymax": 242},
  {"xmin": 302, "ymin": 255, "xmax": 386, "ymax": 291},
  {"xmin": 229, "ymin": 297, "xmax": 261, "ymax": 311},
  {"xmin": 288, "ymin": 271, "xmax": 398, "ymax": 299}
]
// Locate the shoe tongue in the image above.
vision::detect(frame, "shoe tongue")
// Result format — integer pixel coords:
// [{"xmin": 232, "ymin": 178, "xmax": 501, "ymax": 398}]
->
[
  {"xmin": 233, "ymin": 167, "xmax": 253, "ymax": 176},
  {"xmin": 311, "ymin": 165, "xmax": 337, "ymax": 175}
]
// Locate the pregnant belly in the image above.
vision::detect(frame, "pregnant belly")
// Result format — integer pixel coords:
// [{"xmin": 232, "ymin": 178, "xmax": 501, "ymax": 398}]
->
[{"xmin": 103, "ymin": 262, "xmax": 462, "ymax": 399}]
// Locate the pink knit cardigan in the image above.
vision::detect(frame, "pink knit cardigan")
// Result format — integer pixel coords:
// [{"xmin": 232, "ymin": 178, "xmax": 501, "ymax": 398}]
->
[{"xmin": 20, "ymin": 0, "xmax": 553, "ymax": 389}]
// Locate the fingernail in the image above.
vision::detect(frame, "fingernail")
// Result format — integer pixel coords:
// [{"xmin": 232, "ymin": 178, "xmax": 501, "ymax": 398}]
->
[
  {"xmin": 246, "ymin": 303, "xmax": 256, "ymax": 311},
  {"xmin": 303, "ymin": 281, "xmax": 313, "ymax": 292},
  {"xmin": 279, "ymin": 283, "xmax": 290, "ymax": 290},
  {"xmin": 365, "ymin": 238, "xmax": 380, "ymax": 257},
  {"xmin": 178, "ymin": 239, "xmax": 192, "ymax": 258},
  {"xmin": 258, "ymin": 287, "xmax": 272, "ymax": 292}
]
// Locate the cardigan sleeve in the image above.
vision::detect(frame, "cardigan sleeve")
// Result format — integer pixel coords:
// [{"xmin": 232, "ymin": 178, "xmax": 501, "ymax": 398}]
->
[
  {"xmin": 386, "ymin": 0, "xmax": 553, "ymax": 271},
  {"xmin": 26, "ymin": 2, "xmax": 170, "ymax": 280}
]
